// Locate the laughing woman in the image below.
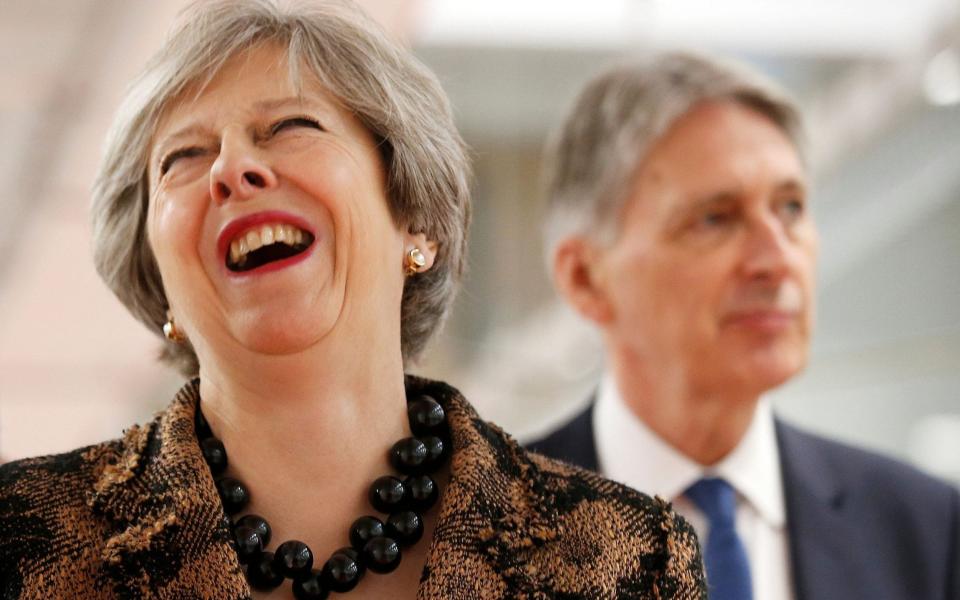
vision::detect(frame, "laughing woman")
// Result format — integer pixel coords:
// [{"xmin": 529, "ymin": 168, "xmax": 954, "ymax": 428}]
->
[{"xmin": 0, "ymin": 1, "xmax": 705, "ymax": 599}]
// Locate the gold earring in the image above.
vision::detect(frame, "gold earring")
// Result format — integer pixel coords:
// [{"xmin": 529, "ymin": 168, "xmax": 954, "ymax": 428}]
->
[
  {"xmin": 405, "ymin": 247, "xmax": 426, "ymax": 276},
  {"xmin": 163, "ymin": 311, "xmax": 186, "ymax": 344}
]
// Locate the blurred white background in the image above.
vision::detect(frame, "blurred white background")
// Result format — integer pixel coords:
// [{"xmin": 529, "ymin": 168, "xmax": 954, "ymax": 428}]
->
[{"xmin": 0, "ymin": 0, "xmax": 958, "ymax": 486}]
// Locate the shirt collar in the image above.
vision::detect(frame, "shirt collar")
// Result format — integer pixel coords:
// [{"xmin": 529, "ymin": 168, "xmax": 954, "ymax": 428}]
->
[{"xmin": 593, "ymin": 372, "xmax": 786, "ymax": 528}]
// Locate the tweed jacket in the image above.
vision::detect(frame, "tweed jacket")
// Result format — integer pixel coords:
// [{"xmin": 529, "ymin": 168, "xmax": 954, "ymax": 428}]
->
[{"xmin": 0, "ymin": 377, "xmax": 706, "ymax": 599}]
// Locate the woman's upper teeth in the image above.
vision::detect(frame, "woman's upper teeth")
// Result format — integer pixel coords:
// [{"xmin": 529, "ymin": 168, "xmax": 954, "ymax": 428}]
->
[{"xmin": 229, "ymin": 223, "xmax": 307, "ymax": 265}]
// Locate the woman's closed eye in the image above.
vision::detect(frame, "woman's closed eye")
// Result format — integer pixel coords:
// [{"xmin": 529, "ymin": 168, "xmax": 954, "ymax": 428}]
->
[
  {"xmin": 159, "ymin": 147, "xmax": 206, "ymax": 176},
  {"xmin": 270, "ymin": 116, "xmax": 324, "ymax": 136}
]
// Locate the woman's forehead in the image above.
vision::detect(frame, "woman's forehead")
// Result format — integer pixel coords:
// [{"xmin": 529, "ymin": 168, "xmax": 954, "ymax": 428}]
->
[{"xmin": 151, "ymin": 45, "xmax": 344, "ymax": 149}]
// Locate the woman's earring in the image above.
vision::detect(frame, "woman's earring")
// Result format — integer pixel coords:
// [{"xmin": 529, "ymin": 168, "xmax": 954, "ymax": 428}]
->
[
  {"xmin": 163, "ymin": 311, "xmax": 186, "ymax": 343},
  {"xmin": 405, "ymin": 247, "xmax": 427, "ymax": 276}
]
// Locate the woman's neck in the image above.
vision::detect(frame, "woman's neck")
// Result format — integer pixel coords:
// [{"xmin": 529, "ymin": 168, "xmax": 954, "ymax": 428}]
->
[{"xmin": 195, "ymin": 337, "xmax": 411, "ymax": 556}]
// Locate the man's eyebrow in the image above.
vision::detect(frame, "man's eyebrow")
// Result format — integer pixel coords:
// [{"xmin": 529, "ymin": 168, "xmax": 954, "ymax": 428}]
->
[
  {"xmin": 676, "ymin": 177, "xmax": 808, "ymax": 213},
  {"xmin": 775, "ymin": 178, "xmax": 807, "ymax": 194},
  {"xmin": 685, "ymin": 192, "xmax": 740, "ymax": 212}
]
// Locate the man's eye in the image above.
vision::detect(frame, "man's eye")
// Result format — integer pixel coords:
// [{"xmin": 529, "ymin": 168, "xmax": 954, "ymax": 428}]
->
[
  {"xmin": 159, "ymin": 147, "xmax": 205, "ymax": 175},
  {"xmin": 701, "ymin": 211, "xmax": 732, "ymax": 227},
  {"xmin": 780, "ymin": 198, "xmax": 805, "ymax": 219},
  {"xmin": 270, "ymin": 116, "xmax": 323, "ymax": 135}
]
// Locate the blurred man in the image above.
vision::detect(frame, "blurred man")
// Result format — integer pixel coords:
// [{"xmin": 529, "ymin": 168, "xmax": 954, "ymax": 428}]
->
[{"xmin": 530, "ymin": 53, "xmax": 959, "ymax": 600}]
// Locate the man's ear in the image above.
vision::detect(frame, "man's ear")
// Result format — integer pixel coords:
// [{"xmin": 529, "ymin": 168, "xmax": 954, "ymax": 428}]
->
[
  {"xmin": 403, "ymin": 231, "xmax": 439, "ymax": 272},
  {"xmin": 552, "ymin": 236, "xmax": 614, "ymax": 326}
]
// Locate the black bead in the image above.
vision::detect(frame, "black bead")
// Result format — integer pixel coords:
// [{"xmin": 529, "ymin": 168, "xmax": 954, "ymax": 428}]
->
[
  {"xmin": 404, "ymin": 474, "xmax": 439, "ymax": 512},
  {"xmin": 385, "ymin": 510, "xmax": 423, "ymax": 546},
  {"xmin": 420, "ymin": 435, "xmax": 447, "ymax": 469},
  {"xmin": 349, "ymin": 516, "xmax": 385, "ymax": 551},
  {"xmin": 195, "ymin": 407, "xmax": 213, "ymax": 439},
  {"xmin": 322, "ymin": 547, "xmax": 364, "ymax": 593},
  {"xmin": 275, "ymin": 540, "xmax": 314, "ymax": 579},
  {"xmin": 200, "ymin": 437, "xmax": 228, "ymax": 475},
  {"xmin": 407, "ymin": 395, "xmax": 446, "ymax": 436},
  {"xmin": 247, "ymin": 551, "xmax": 284, "ymax": 590},
  {"xmin": 292, "ymin": 571, "xmax": 329, "ymax": 600},
  {"xmin": 369, "ymin": 476, "xmax": 406, "ymax": 513},
  {"xmin": 234, "ymin": 514, "xmax": 271, "ymax": 547},
  {"xmin": 389, "ymin": 437, "xmax": 429, "ymax": 475},
  {"xmin": 232, "ymin": 525, "xmax": 263, "ymax": 563},
  {"xmin": 362, "ymin": 536, "xmax": 401, "ymax": 574},
  {"xmin": 216, "ymin": 477, "xmax": 250, "ymax": 514}
]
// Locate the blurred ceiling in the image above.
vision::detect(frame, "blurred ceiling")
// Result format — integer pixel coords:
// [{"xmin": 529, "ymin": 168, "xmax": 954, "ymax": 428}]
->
[{"xmin": 0, "ymin": 1, "xmax": 958, "ymax": 468}]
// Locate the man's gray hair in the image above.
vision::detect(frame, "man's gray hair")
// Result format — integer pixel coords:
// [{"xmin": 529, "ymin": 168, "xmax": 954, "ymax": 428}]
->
[
  {"xmin": 91, "ymin": 0, "xmax": 471, "ymax": 376},
  {"xmin": 543, "ymin": 52, "xmax": 805, "ymax": 257}
]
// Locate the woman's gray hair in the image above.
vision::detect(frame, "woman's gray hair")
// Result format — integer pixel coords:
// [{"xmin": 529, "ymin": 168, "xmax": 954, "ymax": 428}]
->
[
  {"xmin": 92, "ymin": 0, "xmax": 471, "ymax": 376},
  {"xmin": 543, "ymin": 51, "xmax": 805, "ymax": 257}
]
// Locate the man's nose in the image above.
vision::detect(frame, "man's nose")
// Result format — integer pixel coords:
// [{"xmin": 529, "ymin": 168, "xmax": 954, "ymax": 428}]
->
[
  {"xmin": 741, "ymin": 217, "xmax": 791, "ymax": 281},
  {"xmin": 209, "ymin": 132, "xmax": 277, "ymax": 204}
]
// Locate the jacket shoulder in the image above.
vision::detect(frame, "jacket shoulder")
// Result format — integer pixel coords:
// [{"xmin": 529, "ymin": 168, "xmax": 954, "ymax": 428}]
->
[
  {"xmin": 523, "ymin": 445, "xmax": 707, "ymax": 598},
  {"xmin": 778, "ymin": 420, "xmax": 959, "ymax": 511}
]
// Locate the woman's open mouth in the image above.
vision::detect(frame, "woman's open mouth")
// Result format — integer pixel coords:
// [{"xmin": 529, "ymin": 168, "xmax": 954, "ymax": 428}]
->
[{"xmin": 221, "ymin": 215, "xmax": 316, "ymax": 273}]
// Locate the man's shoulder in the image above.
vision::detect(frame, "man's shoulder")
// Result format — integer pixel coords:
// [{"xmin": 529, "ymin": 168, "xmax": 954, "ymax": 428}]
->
[
  {"xmin": 524, "ymin": 402, "xmax": 597, "ymax": 470},
  {"xmin": 776, "ymin": 419, "xmax": 959, "ymax": 511}
]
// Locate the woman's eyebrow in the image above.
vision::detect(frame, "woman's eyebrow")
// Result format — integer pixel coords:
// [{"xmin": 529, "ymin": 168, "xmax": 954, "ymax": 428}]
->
[
  {"xmin": 153, "ymin": 124, "xmax": 209, "ymax": 161},
  {"xmin": 253, "ymin": 96, "xmax": 319, "ymax": 113}
]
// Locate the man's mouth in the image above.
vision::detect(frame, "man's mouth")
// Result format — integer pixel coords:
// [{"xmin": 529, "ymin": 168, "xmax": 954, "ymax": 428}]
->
[{"xmin": 226, "ymin": 222, "xmax": 315, "ymax": 272}]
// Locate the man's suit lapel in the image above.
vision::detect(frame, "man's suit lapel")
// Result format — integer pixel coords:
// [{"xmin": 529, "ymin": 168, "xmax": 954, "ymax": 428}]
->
[
  {"xmin": 529, "ymin": 405, "xmax": 893, "ymax": 600},
  {"xmin": 776, "ymin": 419, "xmax": 887, "ymax": 600}
]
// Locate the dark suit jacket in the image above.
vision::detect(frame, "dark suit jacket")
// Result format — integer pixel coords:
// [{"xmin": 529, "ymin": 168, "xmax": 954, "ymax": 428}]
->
[
  {"xmin": 0, "ymin": 378, "xmax": 706, "ymax": 599},
  {"xmin": 528, "ymin": 402, "xmax": 960, "ymax": 600}
]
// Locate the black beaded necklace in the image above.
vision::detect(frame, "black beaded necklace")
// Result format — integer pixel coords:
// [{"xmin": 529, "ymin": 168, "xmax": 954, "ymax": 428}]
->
[{"xmin": 194, "ymin": 389, "xmax": 450, "ymax": 599}]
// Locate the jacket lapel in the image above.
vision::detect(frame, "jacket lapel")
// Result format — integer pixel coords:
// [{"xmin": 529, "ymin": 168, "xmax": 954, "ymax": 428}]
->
[
  {"xmin": 776, "ymin": 420, "xmax": 886, "ymax": 600},
  {"xmin": 89, "ymin": 381, "xmax": 249, "ymax": 599}
]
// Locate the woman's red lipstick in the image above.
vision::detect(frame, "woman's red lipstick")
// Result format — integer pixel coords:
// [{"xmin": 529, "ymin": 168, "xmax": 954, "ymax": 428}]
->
[{"xmin": 217, "ymin": 211, "xmax": 316, "ymax": 275}]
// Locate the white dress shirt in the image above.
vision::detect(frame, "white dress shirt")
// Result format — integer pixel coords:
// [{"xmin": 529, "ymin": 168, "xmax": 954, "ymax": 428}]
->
[{"xmin": 593, "ymin": 373, "xmax": 795, "ymax": 600}]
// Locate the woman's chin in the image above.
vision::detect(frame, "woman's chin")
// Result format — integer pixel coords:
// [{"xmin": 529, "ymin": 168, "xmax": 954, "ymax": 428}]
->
[{"xmin": 229, "ymin": 316, "xmax": 331, "ymax": 357}]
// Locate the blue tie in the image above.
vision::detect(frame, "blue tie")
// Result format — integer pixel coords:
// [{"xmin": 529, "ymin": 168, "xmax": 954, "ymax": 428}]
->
[{"xmin": 685, "ymin": 478, "xmax": 753, "ymax": 600}]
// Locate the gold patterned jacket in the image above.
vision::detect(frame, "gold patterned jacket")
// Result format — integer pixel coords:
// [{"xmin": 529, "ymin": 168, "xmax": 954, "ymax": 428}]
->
[{"xmin": 0, "ymin": 377, "xmax": 706, "ymax": 599}]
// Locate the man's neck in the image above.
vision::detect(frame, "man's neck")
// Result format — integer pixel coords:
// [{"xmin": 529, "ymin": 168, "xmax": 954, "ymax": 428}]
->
[{"xmin": 609, "ymin": 351, "xmax": 760, "ymax": 466}]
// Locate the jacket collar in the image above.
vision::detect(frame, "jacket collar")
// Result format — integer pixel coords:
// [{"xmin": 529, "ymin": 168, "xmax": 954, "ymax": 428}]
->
[
  {"xmin": 89, "ymin": 380, "xmax": 248, "ymax": 598},
  {"xmin": 87, "ymin": 376, "xmax": 553, "ymax": 598}
]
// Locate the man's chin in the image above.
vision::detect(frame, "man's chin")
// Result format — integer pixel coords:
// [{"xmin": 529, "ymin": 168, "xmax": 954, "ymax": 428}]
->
[{"xmin": 737, "ymin": 350, "xmax": 807, "ymax": 394}]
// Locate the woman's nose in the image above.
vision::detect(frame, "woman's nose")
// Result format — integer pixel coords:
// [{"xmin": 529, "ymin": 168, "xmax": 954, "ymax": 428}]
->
[{"xmin": 209, "ymin": 134, "xmax": 277, "ymax": 203}]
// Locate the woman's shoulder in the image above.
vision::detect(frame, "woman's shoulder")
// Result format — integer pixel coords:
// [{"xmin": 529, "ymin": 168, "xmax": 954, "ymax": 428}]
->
[
  {"xmin": 421, "ymin": 375, "xmax": 706, "ymax": 599},
  {"xmin": 0, "ymin": 437, "xmax": 125, "ymax": 509},
  {"xmin": 467, "ymin": 416, "xmax": 706, "ymax": 597},
  {"xmin": 0, "ymin": 439, "xmax": 126, "ymax": 593}
]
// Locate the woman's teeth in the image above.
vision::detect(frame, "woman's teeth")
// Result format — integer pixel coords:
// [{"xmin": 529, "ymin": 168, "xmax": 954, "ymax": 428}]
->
[{"xmin": 228, "ymin": 223, "xmax": 309, "ymax": 269}]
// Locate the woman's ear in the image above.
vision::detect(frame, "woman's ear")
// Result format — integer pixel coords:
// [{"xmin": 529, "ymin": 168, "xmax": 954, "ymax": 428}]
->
[
  {"xmin": 552, "ymin": 236, "xmax": 614, "ymax": 326},
  {"xmin": 403, "ymin": 231, "xmax": 439, "ymax": 273}
]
